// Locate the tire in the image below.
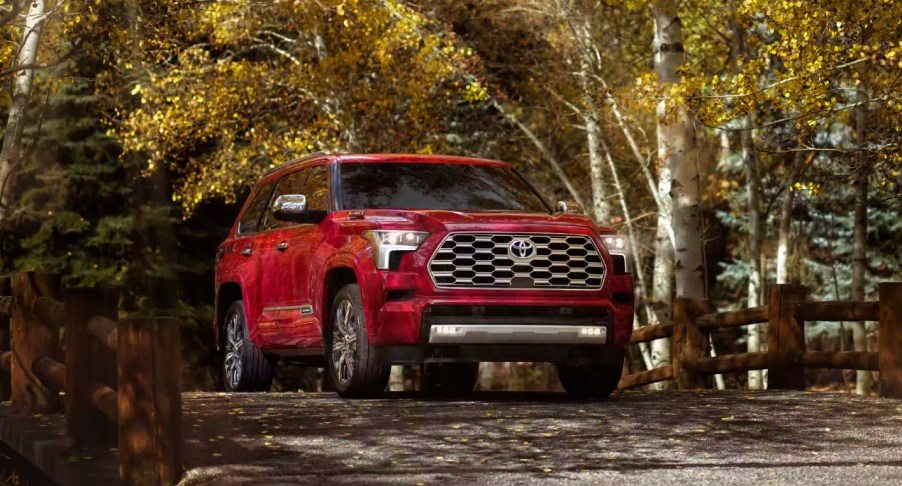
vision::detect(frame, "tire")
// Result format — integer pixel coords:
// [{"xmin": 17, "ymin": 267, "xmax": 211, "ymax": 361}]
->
[
  {"xmin": 556, "ymin": 362, "xmax": 622, "ymax": 399},
  {"xmin": 221, "ymin": 300, "xmax": 276, "ymax": 392},
  {"xmin": 325, "ymin": 284, "xmax": 390, "ymax": 398},
  {"xmin": 422, "ymin": 363, "xmax": 479, "ymax": 395}
]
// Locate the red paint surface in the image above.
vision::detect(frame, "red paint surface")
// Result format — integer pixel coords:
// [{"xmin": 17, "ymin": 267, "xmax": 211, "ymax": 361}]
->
[{"xmin": 215, "ymin": 154, "xmax": 635, "ymax": 353}]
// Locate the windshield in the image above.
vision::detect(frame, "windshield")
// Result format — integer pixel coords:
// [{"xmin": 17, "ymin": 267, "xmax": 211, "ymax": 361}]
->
[{"xmin": 339, "ymin": 162, "xmax": 549, "ymax": 213}]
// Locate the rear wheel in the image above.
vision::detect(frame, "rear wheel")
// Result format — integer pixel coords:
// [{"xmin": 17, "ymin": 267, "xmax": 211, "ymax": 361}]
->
[
  {"xmin": 556, "ymin": 363, "xmax": 622, "ymax": 399},
  {"xmin": 222, "ymin": 300, "xmax": 276, "ymax": 392},
  {"xmin": 422, "ymin": 363, "xmax": 479, "ymax": 395},
  {"xmin": 326, "ymin": 284, "xmax": 390, "ymax": 398}
]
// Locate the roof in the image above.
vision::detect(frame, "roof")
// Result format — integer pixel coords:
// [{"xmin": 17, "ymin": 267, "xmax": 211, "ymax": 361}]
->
[{"xmin": 263, "ymin": 152, "xmax": 510, "ymax": 179}]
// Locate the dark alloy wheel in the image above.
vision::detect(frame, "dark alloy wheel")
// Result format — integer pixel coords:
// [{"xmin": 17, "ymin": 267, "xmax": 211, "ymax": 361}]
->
[
  {"xmin": 422, "ymin": 363, "xmax": 479, "ymax": 395},
  {"xmin": 326, "ymin": 284, "xmax": 390, "ymax": 398},
  {"xmin": 221, "ymin": 300, "xmax": 276, "ymax": 392},
  {"xmin": 556, "ymin": 363, "xmax": 622, "ymax": 399}
]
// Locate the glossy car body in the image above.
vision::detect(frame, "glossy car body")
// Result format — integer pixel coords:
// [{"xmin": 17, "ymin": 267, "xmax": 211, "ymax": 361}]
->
[{"xmin": 214, "ymin": 154, "xmax": 635, "ymax": 368}]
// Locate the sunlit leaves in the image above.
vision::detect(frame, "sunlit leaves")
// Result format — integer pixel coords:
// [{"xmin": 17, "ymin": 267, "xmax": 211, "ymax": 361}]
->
[{"xmin": 110, "ymin": 0, "xmax": 477, "ymax": 214}]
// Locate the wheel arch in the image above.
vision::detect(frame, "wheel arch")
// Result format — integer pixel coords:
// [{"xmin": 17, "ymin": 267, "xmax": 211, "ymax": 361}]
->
[
  {"xmin": 322, "ymin": 266, "xmax": 360, "ymax": 333},
  {"xmin": 215, "ymin": 282, "xmax": 245, "ymax": 349}
]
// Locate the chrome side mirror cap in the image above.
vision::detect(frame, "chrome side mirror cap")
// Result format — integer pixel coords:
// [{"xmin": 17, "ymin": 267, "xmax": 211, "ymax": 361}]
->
[
  {"xmin": 272, "ymin": 194, "xmax": 307, "ymax": 221},
  {"xmin": 555, "ymin": 200, "xmax": 583, "ymax": 214}
]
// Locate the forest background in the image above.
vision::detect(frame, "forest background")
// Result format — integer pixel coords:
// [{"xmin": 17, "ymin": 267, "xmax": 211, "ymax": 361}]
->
[{"xmin": 0, "ymin": 0, "xmax": 899, "ymax": 394}]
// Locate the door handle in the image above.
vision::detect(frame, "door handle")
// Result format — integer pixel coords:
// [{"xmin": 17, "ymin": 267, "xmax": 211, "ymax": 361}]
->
[
  {"xmin": 240, "ymin": 248, "xmax": 253, "ymax": 256},
  {"xmin": 276, "ymin": 242, "xmax": 289, "ymax": 252}
]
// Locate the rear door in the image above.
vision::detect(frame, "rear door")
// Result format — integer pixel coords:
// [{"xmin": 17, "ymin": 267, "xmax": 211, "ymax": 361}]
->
[{"xmin": 227, "ymin": 179, "xmax": 277, "ymax": 341}]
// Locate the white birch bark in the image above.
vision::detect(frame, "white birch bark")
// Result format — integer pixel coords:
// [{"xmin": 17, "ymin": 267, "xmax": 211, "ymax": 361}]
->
[
  {"xmin": 652, "ymin": 0, "xmax": 706, "ymax": 299},
  {"xmin": 572, "ymin": 20, "xmax": 613, "ymax": 225},
  {"xmin": 741, "ymin": 119, "xmax": 765, "ymax": 389},
  {"xmin": 0, "ymin": 0, "xmax": 47, "ymax": 227},
  {"xmin": 650, "ymin": 171, "xmax": 674, "ymax": 372}
]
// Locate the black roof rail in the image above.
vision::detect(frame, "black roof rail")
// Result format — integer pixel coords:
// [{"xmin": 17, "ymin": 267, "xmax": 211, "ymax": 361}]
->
[{"xmin": 263, "ymin": 151, "xmax": 331, "ymax": 176}]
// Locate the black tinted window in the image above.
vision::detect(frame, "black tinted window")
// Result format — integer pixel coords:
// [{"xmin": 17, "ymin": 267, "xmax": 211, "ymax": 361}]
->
[
  {"xmin": 339, "ymin": 163, "xmax": 548, "ymax": 212},
  {"xmin": 263, "ymin": 169, "xmax": 309, "ymax": 230},
  {"xmin": 237, "ymin": 180, "xmax": 276, "ymax": 234}
]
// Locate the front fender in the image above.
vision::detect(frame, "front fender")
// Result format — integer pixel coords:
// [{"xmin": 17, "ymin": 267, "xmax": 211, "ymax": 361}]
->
[{"xmin": 320, "ymin": 241, "xmax": 383, "ymax": 340}]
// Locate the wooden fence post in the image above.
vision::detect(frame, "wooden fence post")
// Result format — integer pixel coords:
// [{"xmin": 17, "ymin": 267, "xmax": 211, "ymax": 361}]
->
[
  {"xmin": 672, "ymin": 298, "xmax": 710, "ymax": 389},
  {"xmin": 66, "ymin": 288, "xmax": 118, "ymax": 446},
  {"xmin": 767, "ymin": 284, "xmax": 809, "ymax": 390},
  {"xmin": 0, "ymin": 276, "xmax": 10, "ymax": 402},
  {"xmin": 118, "ymin": 317, "xmax": 182, "ymax": 485},
  {"xmin": 878, "ymin": 282, "xmax": 902, "ymax": 398},
  {"xmin": 11, "ymin": 272, "xmax": 62, "ymax": 414}
]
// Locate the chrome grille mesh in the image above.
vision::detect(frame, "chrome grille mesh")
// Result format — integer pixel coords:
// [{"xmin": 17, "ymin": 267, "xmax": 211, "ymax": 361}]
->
[{"xmin": 429, "ymin": 233, "xmax": 605, "ymax": 289}]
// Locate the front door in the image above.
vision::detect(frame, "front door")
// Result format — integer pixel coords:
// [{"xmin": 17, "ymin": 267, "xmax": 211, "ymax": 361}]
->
[{"xmin": 257, "ymin": 163, "xmax": 331, "ymax": 349}]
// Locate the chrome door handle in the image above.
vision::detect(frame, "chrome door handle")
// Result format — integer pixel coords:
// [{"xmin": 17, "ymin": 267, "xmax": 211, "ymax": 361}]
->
[
  {"xmin": 276, "ymin": 242, "xmax": 289, "ymax": 251},
  {"xmin": 240, "ymin": 248, "xmax": 253, "ymax": 256}
]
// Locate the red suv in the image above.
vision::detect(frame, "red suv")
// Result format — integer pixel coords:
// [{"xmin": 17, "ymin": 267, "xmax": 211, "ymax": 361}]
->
[{"xmin": 215, "ymin": 153, "xmax": 634, "ymax": 398}]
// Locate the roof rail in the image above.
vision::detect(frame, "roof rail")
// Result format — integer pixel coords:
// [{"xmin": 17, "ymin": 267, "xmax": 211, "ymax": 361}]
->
[{"xmin": 263, "ymin": 151, "xmax": 331, "ymax": 176}]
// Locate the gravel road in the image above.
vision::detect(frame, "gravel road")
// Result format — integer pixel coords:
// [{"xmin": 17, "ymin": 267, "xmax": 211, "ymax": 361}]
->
[{"xmin": 178, "ymin": 390, "xmax": 902, "ymax": 486}]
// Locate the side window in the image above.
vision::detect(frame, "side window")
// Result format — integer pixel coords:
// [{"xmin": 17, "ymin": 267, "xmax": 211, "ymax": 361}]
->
[
  {"xmin": 237, "ymin": 180, "xmax": 276, "ymax": 235},
  {"xmin": 300, "ymin": 164, "xmax": 330, "ymax": 213},
  {"xmin": 262, "ymin": 169, "xmax": 309, "ymax": 231}
]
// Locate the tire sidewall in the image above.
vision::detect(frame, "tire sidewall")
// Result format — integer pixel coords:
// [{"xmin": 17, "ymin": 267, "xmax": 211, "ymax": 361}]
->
[
  {"xmin": 327, "ymin": 286, "xmax": 361, "ymax": 395},
  {"xmin": 325, "ymin": 284, "xmax": 388, "ymax": 397},
  {"xmin": 221, "ymin": 301, "xmax": 249, "ymax": 392}
]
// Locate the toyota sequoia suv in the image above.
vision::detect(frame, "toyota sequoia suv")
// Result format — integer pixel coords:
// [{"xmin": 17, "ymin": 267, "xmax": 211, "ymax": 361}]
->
[{"xmin": 215, "ymin": 153, "xmax": 635, "ymax": 398}]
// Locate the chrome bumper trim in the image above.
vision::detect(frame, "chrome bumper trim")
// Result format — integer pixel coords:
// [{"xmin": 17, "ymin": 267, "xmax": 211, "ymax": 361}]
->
[{"xmin": 428, "ymin": 324, "xmax": 607, "ymax": 344}]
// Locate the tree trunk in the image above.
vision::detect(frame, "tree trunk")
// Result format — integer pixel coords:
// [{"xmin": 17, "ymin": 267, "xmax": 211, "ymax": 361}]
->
[
  {"xmin": 650, "ymin": 165, "xmax": 674, "ymax": 379},
  {"xmin": 777, "ymin": 151, "xmax": 806, "ymax": 284},
  {"xmin": 571, "ymin": 18, "xmax": 612, "ymax": 224},
  {"xmin": 652, "ymin": 0, "xmax": 705, "ymax": 299},
  {"xmin": 586, "ymin": 111, "xmax": 612, "ymax": 224},
  {"xmin": 850, "ymin": 97, "xmax": 871, "ymax": 395},
  {"xmin": 729, "ymin": 25, "xmax": 765, "ymax": 388},
  {"xmin": 0, "ymin": 0, "xmax": 47, "ymax": 235},
  {"xmin": 741, "ymin": 121, "xmax": 765, "ymax": 389}
]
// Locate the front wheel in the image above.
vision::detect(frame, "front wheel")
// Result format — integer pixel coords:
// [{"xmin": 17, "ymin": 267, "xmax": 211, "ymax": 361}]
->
[
  {"xmin": 326, "ymin": 284, "xmax": 390, "ymax": 398},
  {"xmin": 556, "ymin": 363, "xmax": 622, "ymax": 399}
]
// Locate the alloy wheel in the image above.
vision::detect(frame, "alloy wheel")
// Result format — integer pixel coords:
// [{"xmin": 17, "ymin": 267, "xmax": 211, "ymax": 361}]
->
[
  {"xmin": 223, "ymin": 312, "xmax": 244, "ymax": 389},
  {"xmin": 332, "ymin": 299, "xmax": 359, "ymax": 385}
]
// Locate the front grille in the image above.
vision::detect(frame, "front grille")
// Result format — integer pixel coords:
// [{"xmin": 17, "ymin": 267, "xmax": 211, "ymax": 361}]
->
[{"xmin": 429, "ymin": 233, "xmax": 605, "ymax": 290}]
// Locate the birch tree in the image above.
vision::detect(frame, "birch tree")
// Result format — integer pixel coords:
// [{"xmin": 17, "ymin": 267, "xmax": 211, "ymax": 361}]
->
[
  {"xmin": 0, "ymin": 0, "xmax": 47, "ymax": 229},
  {"xmin": 651, "ymin": 0, "xmax": 706, "ymax": 299}
]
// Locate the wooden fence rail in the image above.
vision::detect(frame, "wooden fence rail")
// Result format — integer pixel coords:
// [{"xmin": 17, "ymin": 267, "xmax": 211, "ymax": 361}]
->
[
  {"xmin": 619, "ymin": 282, "xmax": 902, "ymax": 398},
  {"xmin": 0, "ymin": 273, "xmax": 182, "ymax": 485}
]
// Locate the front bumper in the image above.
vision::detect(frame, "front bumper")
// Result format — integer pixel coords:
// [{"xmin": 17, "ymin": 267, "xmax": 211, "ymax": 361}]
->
[{"xmin": 365, "ymin": 271, "xmax": 634, "ymax": 349}]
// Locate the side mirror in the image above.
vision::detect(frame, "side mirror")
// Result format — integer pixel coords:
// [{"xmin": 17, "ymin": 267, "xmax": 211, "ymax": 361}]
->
[
  {"xmin": 272, "ymin": 194, "xmax": 307, "ymax": 222},
  {"xmin": 555, "ymin": 200, "xmax": 583, "ymax": 214}
]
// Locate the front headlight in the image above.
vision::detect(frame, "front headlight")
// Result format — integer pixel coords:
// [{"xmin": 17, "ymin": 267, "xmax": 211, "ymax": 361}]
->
[
  {"xmin": 601, "ymin": 235, "xmax": 630, "ymax": 273},
  {"xmin": 362, "ymin": 230, "xmax": 429, "ymax": 270}
]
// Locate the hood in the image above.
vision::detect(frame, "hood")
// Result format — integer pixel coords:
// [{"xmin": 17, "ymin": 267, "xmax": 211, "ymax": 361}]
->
[{"xmin": 332, "ymin": 209, "xmax": 610, "ymax": 234}]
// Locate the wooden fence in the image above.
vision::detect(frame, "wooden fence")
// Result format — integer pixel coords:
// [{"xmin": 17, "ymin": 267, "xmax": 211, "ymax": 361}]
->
[
  {"xmin": 0, "ymin": 272, "xmax": 181, "ymax": 485},
  {"xmin": 620, "ymin": 283, "xmax": 902, "ymax": 398}
]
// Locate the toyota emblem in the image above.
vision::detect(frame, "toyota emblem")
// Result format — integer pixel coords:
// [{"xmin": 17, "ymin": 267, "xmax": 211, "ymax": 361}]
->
[{"xmin": 509, "ymin": 239, "xmax": 537, "ymax": 260}]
